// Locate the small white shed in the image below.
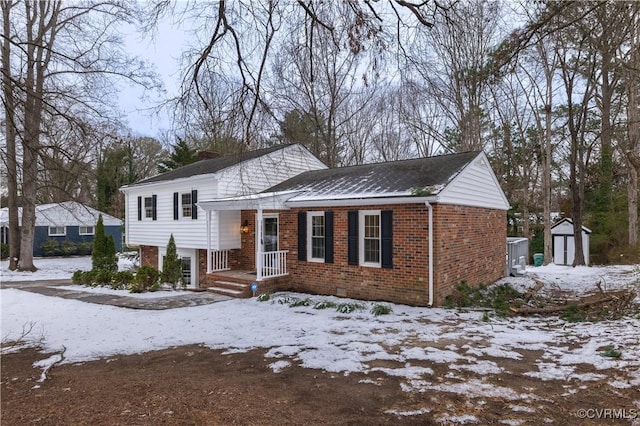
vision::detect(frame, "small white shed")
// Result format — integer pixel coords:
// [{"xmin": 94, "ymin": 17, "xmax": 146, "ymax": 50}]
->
[{"xmin": 551, "ymin": 218, "xmax": 591, "ymax": 266}]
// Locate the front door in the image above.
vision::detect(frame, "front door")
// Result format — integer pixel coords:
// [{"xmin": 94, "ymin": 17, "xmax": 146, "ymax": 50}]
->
[
  {"xmin": 181, "ymin": 257, "xmax": 192, "ymax": 287},
  {"xmin": 262, "ymin": 216, "xmax": 279, "ymax": 252}
]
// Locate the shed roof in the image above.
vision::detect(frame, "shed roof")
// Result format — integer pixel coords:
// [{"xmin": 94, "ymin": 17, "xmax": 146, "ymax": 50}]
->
[
  {"xmin": 551, "ymin": 218, "xmax": 592, "ymax": 234},
  {"xmin": 267, "ymin": 151, "xmax": 480, "ymax": 201},
  {"xmin": 130, "ymin": 144, "xmax": 293, "ymax": 186}
]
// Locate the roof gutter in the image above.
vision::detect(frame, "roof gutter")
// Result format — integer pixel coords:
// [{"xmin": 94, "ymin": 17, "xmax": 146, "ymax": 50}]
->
[
  {"xmin": 285, "ymin": 195, "xmax": 436, "ymax": 208},
  {"xmin": 425, "ymin": 201, "xmax": 434, "ymax": 306}
]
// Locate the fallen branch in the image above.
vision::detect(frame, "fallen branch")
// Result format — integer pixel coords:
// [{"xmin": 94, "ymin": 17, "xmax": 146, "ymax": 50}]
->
[
  {"xmin": 510, "ymin": 289, "xmax": 636, "ymax": 316},
  {"xmin": 35, "ymin": 345, "xmax": 67, "ymax": 384}
]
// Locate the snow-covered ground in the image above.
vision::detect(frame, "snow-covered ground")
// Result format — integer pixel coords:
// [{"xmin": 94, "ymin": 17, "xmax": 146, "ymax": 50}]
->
[
  {"xmin": 1, "ymin": 257, "xmax": 639, "ymax": 419},
  {"xmin": 0, "ymin": 255, "xmax": 136, "ymax": 282}
]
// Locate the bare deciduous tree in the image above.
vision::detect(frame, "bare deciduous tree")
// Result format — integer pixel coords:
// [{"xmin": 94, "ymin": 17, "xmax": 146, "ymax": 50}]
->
[{"xmin": 1, "ymin": 1, "xmax": 158, "ymax": 270}]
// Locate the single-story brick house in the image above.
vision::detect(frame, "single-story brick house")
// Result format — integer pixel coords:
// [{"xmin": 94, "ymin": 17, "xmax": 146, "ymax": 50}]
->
[
  {"xmin": 0, "ymin": 201, "xmax": 122, "ymax": 257},
  {"xmin": 196, "ymin": 150, "xmax": 509, "ymax": 306}
]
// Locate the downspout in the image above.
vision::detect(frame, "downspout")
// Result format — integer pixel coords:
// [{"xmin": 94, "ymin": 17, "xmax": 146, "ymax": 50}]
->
[{"xmin": 425, "ymin": 201, "xmax": 434, "ymax": 306}]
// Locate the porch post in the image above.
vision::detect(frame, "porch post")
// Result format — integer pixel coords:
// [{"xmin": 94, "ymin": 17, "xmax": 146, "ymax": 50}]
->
[
  {"xmin": 206, "ymin": 210, "xmax": 212, "ymax": 273},
  {"xmin": 256, "ymin": 208, "xmax": 263, "ymax": 281}
]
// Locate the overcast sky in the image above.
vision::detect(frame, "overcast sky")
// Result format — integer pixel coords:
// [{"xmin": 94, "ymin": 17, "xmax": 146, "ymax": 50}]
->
[{"xmin": 118, "ymin": 19, "xmax": 188, "ymax": 138}]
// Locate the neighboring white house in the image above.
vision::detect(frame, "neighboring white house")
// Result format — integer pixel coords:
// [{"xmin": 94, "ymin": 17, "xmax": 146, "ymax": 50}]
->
[
  {"xmin": 119, "ymin": 144, "xmax": 327, "ymax": 287},
  {"xmin": 551, "ymin": 218, "xmax": 591, "ymax": 266}
]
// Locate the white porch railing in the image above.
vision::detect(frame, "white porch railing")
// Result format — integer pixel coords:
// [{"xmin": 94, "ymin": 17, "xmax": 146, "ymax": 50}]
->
[
  {"xmin": 210, "ymin": 249, "xmax": 231, "ymax": 272},
  {"xmin": 259, "ymin": 250, "xmax": 288, "ymax": 280}
]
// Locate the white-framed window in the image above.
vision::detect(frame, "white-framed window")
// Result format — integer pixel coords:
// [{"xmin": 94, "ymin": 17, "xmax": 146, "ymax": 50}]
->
[
  {"xmin": 307, "ymin": 211, "xmax": 325, "ymax": 262},
  {"xmin": 359, "ymin": 210, "xmax": 381, "ymax": 267},
  {"xmin": 181, "ymin": 192, "xmax": 192, "ymax": 218},
  {"xmin": 79, "ymin": 226, "xmax": 94, "ymax": 235},
  {"xmin": 144, "ymin": 197, "xmax": 154, "ymax": 218},
  {"xmin": 48, "ymin": 226, "xmax": 66, "ymax": 236}
]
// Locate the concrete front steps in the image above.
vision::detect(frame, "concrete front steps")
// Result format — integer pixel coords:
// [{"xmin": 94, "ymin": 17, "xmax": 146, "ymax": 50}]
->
[
  {"xmin": 203, "ymin": 271, "xmax": 257, "ymax": 298},
  {"xmin": 206, "ymin": 280, "xmax": 252, "ymax": 298}
]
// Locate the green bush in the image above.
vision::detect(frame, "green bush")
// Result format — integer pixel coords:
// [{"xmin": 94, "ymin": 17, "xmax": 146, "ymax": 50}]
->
[
  {"xmin": 288, "ymin": 297, "xmax": 312, "ymax": 308},
  {"xmin": 94, "ymin": 269, "xmax": 113, "ymax": 286},
  {"xmin": 41, "ymin": 240, "xmax": 61, "ymax": 256},
  {"xmin": 257, "ymin": 293, "xmax": 271, "ymax": 302},
  {"xmin": 313, "ymin": 301, "xmax": 337, "ymax": 310},
  {"xmin": 81, "ymin": 270, "xmax": 96, "ymax": 286},
  {"xmin": 370, "ymin": 304, "xmax": 393, "ymax": 316},
  {"xmin": 161, "ymin": 234, "xmax": 182, "ymax": 289},
  {"xmin": 0, "ymin": 242, "xmax": 8, "ymax": 259},
  {"xmin": 72, "ymin": 270, "xmax": 85, "ymax": 284},
  {"xmin": 335, "ymin": 302, "xmax": 365, "ymax": 314},
  {"xmin": 61, "ymin": 240, "xmax": 78, "ymax": 256},
  {"xmin": 130, "ymin": 265, "xmax": 159, "ymax": 293},
  {"xmin": 113, "ymin": 271, "xmax": 134, "ymax": 288},
  {"xmin": 92, "ymin": 214, "xmax": 117, "ymax": 273},
  {"xmin": 77, "ymin": 242, "xmax": 93, "ymax": 255}
]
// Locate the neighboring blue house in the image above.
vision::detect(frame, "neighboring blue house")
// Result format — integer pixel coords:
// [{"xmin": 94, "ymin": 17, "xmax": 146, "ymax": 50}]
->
[{"xmin": 0, "ymin": 201, "xmax": 122, "ymax": 257}]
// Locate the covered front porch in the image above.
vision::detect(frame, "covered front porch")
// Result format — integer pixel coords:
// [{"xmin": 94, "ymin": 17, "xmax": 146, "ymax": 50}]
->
[{"xmin": 198, "ymin": 191, "xmax": 301, "ymax": 287}]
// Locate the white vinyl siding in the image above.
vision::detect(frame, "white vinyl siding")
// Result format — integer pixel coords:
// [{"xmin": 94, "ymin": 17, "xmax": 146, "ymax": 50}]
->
[
  {"xmin": 436, "ymin": 154, "xmax": 510, "ymax": 210},
  {"xmin": 218, "ymin": 210, "xmax": 241, "ymax": 250},
  {"xmin": 216, "ymin": 145, "xmax": 327, "ymax": 197},
  {"xmin": 48, "ymin": 226, "xmax": 66, "ymax": 236},
  {"xmin": 121, "ymin": 144, "xmax": 326, "ymax": 250},
  {"xmin": 123, "ymin": 177, "xmax": 218, "ymax": 248}
]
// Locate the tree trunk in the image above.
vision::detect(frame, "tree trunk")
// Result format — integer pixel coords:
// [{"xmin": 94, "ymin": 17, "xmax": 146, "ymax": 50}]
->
[
  {"xmin": 18, "ymin": 0, "xmax": 60, "ymax": 271},
  {"xmin": 1, "ymin": 0, "xmax": 20, "ymax": 270},
  {"xmin": 538, "ymin": 40, "xmax": 554, "ymax": 265},
  {"xmin": 628, "ymin": 163, "xmax": 638, "ymax": 248},
  {"xmin": 625, "ymin": 4, "xmax": 640, "ymax": 248}
]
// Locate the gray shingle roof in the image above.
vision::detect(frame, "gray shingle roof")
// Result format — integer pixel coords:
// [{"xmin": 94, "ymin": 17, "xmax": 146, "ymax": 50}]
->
[
  {"xmin": 267, "ymin": 151, "xmax": 480, "ymax": 199},
  {"xmin": 132, "ymin": 144, "xmax": 293, "ymax": 185}
]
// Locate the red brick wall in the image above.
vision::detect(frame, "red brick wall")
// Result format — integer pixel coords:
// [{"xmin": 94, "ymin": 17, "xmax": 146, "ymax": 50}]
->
[
  {"xmin": 432, "ymin": 204, "xmax": 507, "ymax": 305},
  {"xmin": 239, "ymin": 204, "xmax": 432, "ymax": 306},
  {"xmin": 238, "ymin": 203, "xmax": 506, "ymax": 306},
  {"xmin": 140, "ymin": 245, "xmax": 158, "ymax": 268},
  {"xmin": 239, "ymin": 211, "xmax": 257, "ymax": 271}
]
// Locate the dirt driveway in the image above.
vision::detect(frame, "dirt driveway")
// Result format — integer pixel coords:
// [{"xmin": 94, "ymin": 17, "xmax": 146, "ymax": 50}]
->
[{"xmin": 2, "ymin": 343, "xmax": 638, "ymax": 425}]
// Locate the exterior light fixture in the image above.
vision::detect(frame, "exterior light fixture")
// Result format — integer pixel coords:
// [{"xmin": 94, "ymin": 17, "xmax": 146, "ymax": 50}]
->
[{"xmin": 240, "ymin": 220, "xmax": 250, "ymax": 234}]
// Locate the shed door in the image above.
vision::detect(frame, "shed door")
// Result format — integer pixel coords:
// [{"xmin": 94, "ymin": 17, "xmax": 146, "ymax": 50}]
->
[
  {"xmin": 553, "ymin": 235, "xmax": 577, "ymax": 266},
  {"xmin": 565, "ymin": 236, "xmax": 576, "ymax": 265},
  {"xmin": 553, "ymin": 235, "xmax": 566, "ymax": 265}
]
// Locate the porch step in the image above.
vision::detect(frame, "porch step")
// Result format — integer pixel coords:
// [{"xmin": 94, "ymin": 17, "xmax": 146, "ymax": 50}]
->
[
  {"xmin": 207, "ymin": 287, "xmax": 244, "ymax": 296},
  {"xmin": 214, "ymin": 280, "xmax": 249, "ymax": 290},
  {"xmin": 205, "ymin": 280, "xmax": 252, "ymax": 298}
]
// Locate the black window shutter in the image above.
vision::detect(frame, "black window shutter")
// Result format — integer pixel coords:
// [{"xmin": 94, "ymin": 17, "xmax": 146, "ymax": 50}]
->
[
  {"xmin": 381, "ymin": 210, "xmax": 393, "ymax": 269},
  {"xmin": 324, "ymin": 211, "xmax": 334, "ymax": 264},
  {"xmin": 173, "ymin": 192, "xmax": 179, "ymax": 220},
  {"xmin": 137, "ymin": 196, "xmax": 142, "ymax": 221},
  {"xmin": 191, "ymin": 189, "xmax": 198, "ymax": 219},
  {"xmin": 297, "ymin": 211, "xmax": 307, "ymax": 261},
  {"xmin": 152, "ymin": 195, "xmax": 157, "ymax": 221},
  {"xmin": 347, "ymin": 211, "xmax": 358, "ymax": 265}
]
